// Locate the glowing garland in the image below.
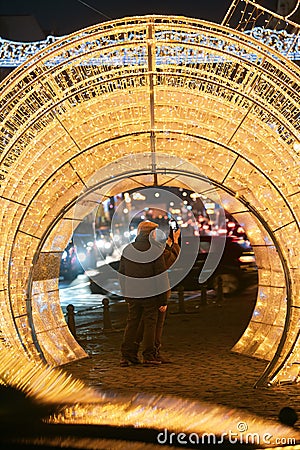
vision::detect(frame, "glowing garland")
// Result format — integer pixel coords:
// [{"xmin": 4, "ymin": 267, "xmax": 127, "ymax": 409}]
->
[
  {"xmin": 0, "ymin": 15, "xmax": 299, "ymax": 399},
  {"xmin": 0, "ymin": 27, "xmax": 299, "ymax": 68}
]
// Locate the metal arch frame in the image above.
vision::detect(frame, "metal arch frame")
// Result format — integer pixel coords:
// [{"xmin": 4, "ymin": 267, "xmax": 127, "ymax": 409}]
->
[
  {"xmin": 21, "ymin": 164, "xmax": 292, "ymax": 387},
  {"xmin": 11, "ymin": 124, "xmax": 295, "ymax": 384},
  {"xmin": 1, "ymin": 17, "xmax": 299, "ymax": 176},
  {"xmin": 222, "ymin": 0, "xmax": 300, "ymax": 32},
  {"xmin": 1, "ymin": 68, "xmax": 298, "ymax": 167},
  {"xmin": 0, "ymin": 15, "xmax": 299, "ymax": 389}
]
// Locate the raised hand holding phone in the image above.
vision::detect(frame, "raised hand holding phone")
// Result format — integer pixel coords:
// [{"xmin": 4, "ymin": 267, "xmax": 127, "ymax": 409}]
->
[
  {"xmin": 167, "ymin": 220, "xmax": 180, "ymax": 245},
  {"xmin": 172, "ymin": 227, "xmax": 181, "ymax": 244}
]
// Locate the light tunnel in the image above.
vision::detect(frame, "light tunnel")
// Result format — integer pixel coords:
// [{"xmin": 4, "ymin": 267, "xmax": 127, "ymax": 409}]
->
[{"xmin": 0, "ymin": 15, "xmax": 299, "ymax": 401}]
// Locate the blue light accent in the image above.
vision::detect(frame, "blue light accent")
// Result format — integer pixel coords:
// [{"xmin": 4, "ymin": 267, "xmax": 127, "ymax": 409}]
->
[{"xmin": 0, "ymin": 28, "xmax": 299, "ymax": 68}]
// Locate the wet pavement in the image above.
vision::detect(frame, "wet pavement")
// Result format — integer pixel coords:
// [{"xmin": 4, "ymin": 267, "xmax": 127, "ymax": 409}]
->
[{"xmin": 60, "ymin": 278, "xmax": 300, "ymax": 427}]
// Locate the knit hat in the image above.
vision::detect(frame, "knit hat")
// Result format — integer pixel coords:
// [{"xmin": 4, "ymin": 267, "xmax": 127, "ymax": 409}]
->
[{"xmin": 137, "ymin": 221, "xmax": 158, "ymax": 235}]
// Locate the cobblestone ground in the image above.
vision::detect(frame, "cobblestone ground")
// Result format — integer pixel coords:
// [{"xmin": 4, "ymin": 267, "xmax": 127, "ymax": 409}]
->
[{"xmin": 63, "ymin": 285, "xmax": 300, "ymax": 426}]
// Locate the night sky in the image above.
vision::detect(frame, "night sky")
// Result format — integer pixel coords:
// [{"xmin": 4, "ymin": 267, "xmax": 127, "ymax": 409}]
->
[{"xmin": 0, "ymin": 0, "xmax": 278, "ymax": 37}]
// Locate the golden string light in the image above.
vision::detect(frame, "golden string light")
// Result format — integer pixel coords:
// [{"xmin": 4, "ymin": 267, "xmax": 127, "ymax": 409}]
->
[{"xmin": 0, "ymin": 14, "xmax": 299, "ymax": 413}]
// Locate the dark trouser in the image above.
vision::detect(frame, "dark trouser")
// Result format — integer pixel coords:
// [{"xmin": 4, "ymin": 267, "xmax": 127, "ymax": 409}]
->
[
  {"xmin": 121, "ymin": 298, "xmax": 159, "ymax": 361},
  {"xmin": 136, "ymin": 310, "xmax": 167, "ymax": 356}
]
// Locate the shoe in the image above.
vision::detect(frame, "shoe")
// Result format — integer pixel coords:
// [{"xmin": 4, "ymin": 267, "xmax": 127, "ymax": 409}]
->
[
  {"xmin": 128, "ymin": 357, "xmax": 141, "ymax": 365},
  {"xmin": 155, "ymin": 355, "xmax": 172, "ymax": 364},
  {"xmin": 120, "ymin": 357, "xmax": 141, "ymax": 366},
  {"xmin": 143, "ymin": 359, "xmax": 162, "ymax": 365},
  {"xmin": 120, "ymin": 359, "xmax": 129, "ymax": 367}
]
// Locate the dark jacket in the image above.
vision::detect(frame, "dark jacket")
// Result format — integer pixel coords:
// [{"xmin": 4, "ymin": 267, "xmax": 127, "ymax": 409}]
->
[
  {"xmin": 118, "ymin": 233, "xmax": 169, "ymax": 306},
  {"xmin": 164, "ymin": 243, "xmax": 180, "ymax": 269}
]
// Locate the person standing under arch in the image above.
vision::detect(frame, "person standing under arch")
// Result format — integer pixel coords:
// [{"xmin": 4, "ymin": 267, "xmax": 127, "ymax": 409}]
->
[
  {"xmin": 135, "ymin": 227, "xmax": 181, "ymax": 363},
  {"xmin": 119, "ymin": 221, "xmax": 171, "ymax": 366}
]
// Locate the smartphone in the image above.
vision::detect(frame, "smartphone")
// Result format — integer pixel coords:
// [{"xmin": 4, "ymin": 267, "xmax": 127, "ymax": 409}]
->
[
  {"xmin": 169, "ymin": 220, "xmax": 178, "ymax": 231},
  {"xmin": 169, "ymin": 219, "xmax": 178, "ymax": 242}
]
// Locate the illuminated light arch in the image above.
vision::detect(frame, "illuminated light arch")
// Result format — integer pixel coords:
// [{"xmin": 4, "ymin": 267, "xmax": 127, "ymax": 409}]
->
[{"xmin": 0, "ymin": 15, "xmax": 299, "ymax": 396}]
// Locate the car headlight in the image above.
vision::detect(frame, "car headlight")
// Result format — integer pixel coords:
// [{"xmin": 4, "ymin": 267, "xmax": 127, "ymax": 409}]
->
[
  {"xmin": 239, "ymin": 255, "xmax": 256, "ymax": 263},
  {"xmin": 77, "ymin": 252, "xmax": 86, "ymax": 262}
]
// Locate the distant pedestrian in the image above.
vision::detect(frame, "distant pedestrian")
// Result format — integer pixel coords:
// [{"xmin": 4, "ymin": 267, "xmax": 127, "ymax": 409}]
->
[{"xmin": 119, "ymin": 221, "xmax": 170, "ymax": 366}]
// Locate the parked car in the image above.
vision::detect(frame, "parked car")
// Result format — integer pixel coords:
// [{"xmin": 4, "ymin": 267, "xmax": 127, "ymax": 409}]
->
[
  {"xmin": 60, "ymin": 233, "xmax": 99, "ymax": 280},
  {"xmin": 89, "ymin": 236, "xmax": 257, "ymax": 296},
  {"xmin": 89, "ymin": 260, "xmax": 121, "ymax": 296},
  {"xmin": 173, "ymin": 235, "xmax": 258, "ymax": 295}
]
